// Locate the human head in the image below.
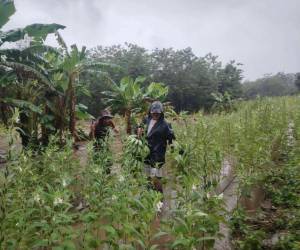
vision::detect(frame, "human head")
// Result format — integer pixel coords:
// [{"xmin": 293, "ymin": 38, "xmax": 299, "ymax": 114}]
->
[
  {"xmin": 99, "ymin": 110, "xmax": 113, "ymax": 125},
  {"xmin": 150, "ymin": 101, "xmax": 163, "ymax": 120}
]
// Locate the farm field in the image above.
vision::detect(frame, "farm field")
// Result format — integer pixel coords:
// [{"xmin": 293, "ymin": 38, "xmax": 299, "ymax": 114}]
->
[
  {"xmin": 1, "ymin": 96, "xmax": 299, "ymax": 250},
  {"xmin": 1, "ymin": 0, "xmax": 300, "ymax": 249}
]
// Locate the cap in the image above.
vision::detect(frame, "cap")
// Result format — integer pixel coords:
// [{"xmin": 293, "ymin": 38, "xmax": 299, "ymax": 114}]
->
[
  {"xmin": 150, "ymin": 101, "xmax": 163, "ymax": 113},
  {"xmin": 99, "ymin": 110, "xmax": 113, "ymax": 120}
]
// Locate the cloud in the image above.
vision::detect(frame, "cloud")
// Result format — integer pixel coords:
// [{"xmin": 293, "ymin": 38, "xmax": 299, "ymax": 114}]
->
[{"xmin": 4, "ymin": 0, "xmax": 300, "ymax": 80}]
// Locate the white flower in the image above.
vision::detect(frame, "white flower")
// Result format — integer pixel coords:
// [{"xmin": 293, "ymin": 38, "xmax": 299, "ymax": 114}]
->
[
  {"xmin": 192, "ymin": 184, "xmax": 197, "ymax": 191},
  {"xmin": 34, "ymin": 193, "xmax": 41, "ymax": 203},
  {"xmin": 217, "ymin": 193, "xmax": 223, "ymax": 200},
  {"xmin": 93, "ymin": 168, "xmax": 101, "ymax": 174},
  {"xmin": 156, "ymin": 201, "xmax": 164, "ymax": 213},
  {"xmin": 53, "ymin": 197, "xmax": 63, "ymax": 206},
  {"xmin": 62, "ymin": 178, "xmax": 68, "ymax": 187},
  {"xmin": 212, "ymin": 193, "xmax": 223, "ymax": 200},
  {"xmin": 118, "ymin": 175, "xmax": 125, "ymax": 182}
]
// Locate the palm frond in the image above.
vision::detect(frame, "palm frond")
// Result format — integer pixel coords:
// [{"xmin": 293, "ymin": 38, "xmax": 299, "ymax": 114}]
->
[
  {"xmin": 0, "ymin": 97, "xmax": 42, "ymax": 114},
  {"xmin": 55, "ymin": 31, "xmax": 69, "ymax": 56},
  {"xmin": 0, "ymin": 0, "xmax": 16, "ymax": 29},
  {"xmin": 0, "ymin": 61, "xmax": 56, "ymax": 91},
  {"xmin": 1, "ymin": 23, "xmax": 65, "ymax": 45},
  {"xmin": 22, "ymin": 44, "xmax": 60, "ymax": 55}
]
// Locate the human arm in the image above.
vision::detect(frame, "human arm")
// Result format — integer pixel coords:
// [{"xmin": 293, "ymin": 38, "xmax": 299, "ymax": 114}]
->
[
  {"xmin": 166, "ymin": 123, "xmax": 175, "ymax": 145},
  {"xmin": 89, "ymin": 120, "xmax": 96, "ymax": 139},
  {"xmin": 137, "ymin": 117, "xmax": 148, "ymax": 137},
  {"xmin": 107, "ymin": 120, "xmax": 119, "ymax": 134}
]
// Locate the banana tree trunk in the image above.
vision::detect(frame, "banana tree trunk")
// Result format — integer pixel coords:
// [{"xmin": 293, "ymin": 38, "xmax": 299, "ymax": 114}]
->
[
  {"xmin": 125, "ymin": 109, "xmax": 132, "ymax": 134},
  {"xmin": 19, "ymin": 112, "xmax": 30, "ymax": 148},
  {"xmin": 58, "ymin": 96, "xmax": 66, "ymax": 145},
  {"xmin": 68, "ymin": 74, "xmax": 78, "ymax": 141},
  {"xmin": 41, "ymin": 104, "xmax": 50, "ymax": 146}
]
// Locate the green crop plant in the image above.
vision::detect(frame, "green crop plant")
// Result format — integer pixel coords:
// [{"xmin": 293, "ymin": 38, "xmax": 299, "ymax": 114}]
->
[{"xmin": 1, "ymin": 96, "xmax": 300, "ymax": 249}]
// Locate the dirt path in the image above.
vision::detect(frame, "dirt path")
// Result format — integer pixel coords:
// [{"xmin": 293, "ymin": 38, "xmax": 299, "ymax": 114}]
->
[{"xmin": 213, "ymin": 158, "xmax": 238, "ymax": 250}]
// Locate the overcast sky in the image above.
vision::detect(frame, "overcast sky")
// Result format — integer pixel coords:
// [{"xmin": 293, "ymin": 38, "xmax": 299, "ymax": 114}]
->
[{"xmin": 4, "ymin": 0, "xmax": 300, "ymax": 80}]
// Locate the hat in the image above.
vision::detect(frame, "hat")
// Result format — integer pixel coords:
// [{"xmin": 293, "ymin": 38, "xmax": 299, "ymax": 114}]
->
[
  {"xmin": 150, "ymin": 101, "xmax": 164, "ymax": 113},
  {"xmin": 99, "ymin": 110, "xmax": 113, "ymax": 120}
]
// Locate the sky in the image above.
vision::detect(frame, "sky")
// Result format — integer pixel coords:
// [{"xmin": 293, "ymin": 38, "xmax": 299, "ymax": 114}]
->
[{"xmin": 4, "ymin": 0, "xmax": 300, "ymax": 80}]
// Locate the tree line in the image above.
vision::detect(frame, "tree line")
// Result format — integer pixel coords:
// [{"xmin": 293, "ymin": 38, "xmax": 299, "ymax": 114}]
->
[
  {"xmin": 81, "ymin": 43, "xmax": 243, "ymax": 116},
  {"xmin": 80, "ymin": 44, "xmax": 300, "ymax": 116},
  {"xmin": 242, "ymin": 72, "xmax": 298, "ymax": 99}
]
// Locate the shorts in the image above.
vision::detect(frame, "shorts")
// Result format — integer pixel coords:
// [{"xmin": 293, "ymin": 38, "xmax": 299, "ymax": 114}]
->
[{"xmin": 144, "ymin": 165, "xmax": 163, "ymax": 178}]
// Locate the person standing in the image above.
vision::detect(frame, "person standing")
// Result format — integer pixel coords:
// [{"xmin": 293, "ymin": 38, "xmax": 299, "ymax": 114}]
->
[
  {"xmin": 138, "ymin": 101, "xmax": 175, "ymax": 193},
  {"xmin": 90, "ymin": 110, "xmax": 118, "ymax": 173},
  {"xmin": 90, "ymin": 110, "xmax": 118, "ymax": 148}
]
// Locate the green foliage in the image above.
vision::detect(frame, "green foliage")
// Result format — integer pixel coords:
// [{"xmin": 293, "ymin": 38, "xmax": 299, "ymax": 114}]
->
[
  {"xmin": 122, "ymin": 134, "xmax": 149, "ymax": 173},
  {"xmin": 88, "ymin": 44, "xmax": 244, "ymax": 113},
  {"xmin": 0, "ymin": 0, "xmax": 67, "ymax": 146},
  {"xmin": 243, "ymin": 72, "xmax": 297, "ymax": 99},
  {"xmin": 238, "ymin": 230, "xmax": 266, "ymax": 250},
  {"xmin": 211, "ymin": 91, "xmax": 237, "ymax": 113},
  {"xmin": 294, "ymin": 72, "xmax": 300, "ymax": 92},
  {"xmin": 1, "ymin": 96, "xmax": 300, "ymax": 249},
  {"xmin": 103, "ymin": 75, "xmax": 168, "ymax": 133},
  {"xmin": 1, "ymin": 97, "xmax": 42, "ymax": 114},
  {"xmin": 0, "ymin": 0, "xmax": 65, "ymax": 45},
  {"xmin": 1, "ymin": 23, "xmax": 65, "ymax": 45},
  {"xmin": 103, "ymin": 76, "xmax": 168, "ymax": 113},
  {"xmin": 0, "ymin": 0, "xmax": 15, "ymax": 29},
  {"xmin": 230, "ymin": 114, "xmax": 300, "ymax": 249}
]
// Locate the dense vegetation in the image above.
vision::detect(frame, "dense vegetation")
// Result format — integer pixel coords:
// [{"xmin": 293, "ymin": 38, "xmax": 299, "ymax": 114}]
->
[
  {"xmin": 1, "ymin": 96, "xmax": 300, "ymax": 249},
  {"xmin": 242, "ymin": 72, "xmax": 297, "ymax": 99},
  {"xmin": 1, "ymin": 1, "xmax": 300, "ymax": 249},
  {"xmin": 230, "ymin": 118, "xmax": 300, "ymax": 249},
  {"xmin": 85, "ymin": 44, "xmax": 243, "ymax": 114}
]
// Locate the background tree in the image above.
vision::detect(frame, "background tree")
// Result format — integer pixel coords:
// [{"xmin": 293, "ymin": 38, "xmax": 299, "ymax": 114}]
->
[
  {"xmin": 294, "ymin": 73, "xmax": 300, "ymax": 92},
  {"xmin": 89, "ymin": 43, "xmax": 150, "ymax": 83},
  {"xmin": 87, "ymin": 44, "xmax": 244, "ymax": 113},
  {"xmin": 243, "ymin": 73, "xmax": 297, "ymax": 99}
]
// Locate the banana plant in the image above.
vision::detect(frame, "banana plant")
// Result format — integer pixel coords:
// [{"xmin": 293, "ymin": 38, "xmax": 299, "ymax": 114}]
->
[
  {"xmin": 0, "ymin": 0, "xmax": 65, "ymax": 46},
  {"xmin": 0, "ymin": 0, "xmax": 65, "ymax": 147},
  {"xmin": 53, "ymin": 32, "xmax": 113, "ymax": 141},
  {"xmin": 211, "ymin": 91, "xmax": 236, "ymax": 113},
  {"xmin": 103, "ymin": 76, "xmax": 168, "ymax": 134},
  {"xmin": 0, "ymin": 0, "xmax": 64, "ymax": 87}
]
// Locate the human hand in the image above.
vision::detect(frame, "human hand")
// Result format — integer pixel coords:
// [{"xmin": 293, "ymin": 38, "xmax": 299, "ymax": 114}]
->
[{"xmin": 137, "ymin": 127, "xmax": 144, "ymax": 137}]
